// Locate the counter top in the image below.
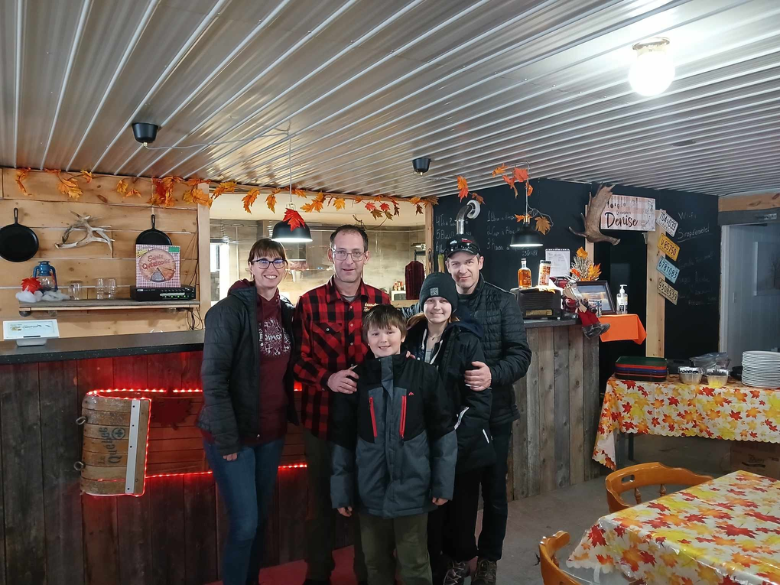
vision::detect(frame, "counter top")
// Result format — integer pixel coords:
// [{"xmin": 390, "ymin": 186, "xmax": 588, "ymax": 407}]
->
[
  {"xmin": 0, "ymin": 316, "xmax": 578, "ymax": 365},
  {"xmin": 0, "ymin": 330, "xmax": 204, "ymax": 365}
]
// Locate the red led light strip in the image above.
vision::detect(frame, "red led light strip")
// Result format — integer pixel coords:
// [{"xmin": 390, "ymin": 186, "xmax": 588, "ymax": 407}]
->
[{"xmin": 85, "ymin": 388, "xmax": 306, "ymax": 496}]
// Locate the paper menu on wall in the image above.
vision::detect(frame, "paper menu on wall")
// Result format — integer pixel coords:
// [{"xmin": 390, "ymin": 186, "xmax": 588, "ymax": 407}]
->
[{"xmin": 545, "ymin": 248, "xmax": 571, "ymax": 278}]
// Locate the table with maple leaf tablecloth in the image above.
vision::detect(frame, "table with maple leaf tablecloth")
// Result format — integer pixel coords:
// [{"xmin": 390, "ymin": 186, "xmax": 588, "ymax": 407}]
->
[
  {"xmin": 593, "ymin": 376, "xmax": 780, "ymax": 470},
  {"xmin": 567, "ymin": 471, "xmax": 780, "ymax": 585}
]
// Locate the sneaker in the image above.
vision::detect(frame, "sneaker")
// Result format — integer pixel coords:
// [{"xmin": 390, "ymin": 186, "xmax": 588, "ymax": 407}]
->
[
  {"xmin": 471, "ymin": 558, "xmax": 497, "ymax": 585},
  {"xmin": 443, "ymin": 560, "xmax": 469, "ymax": 585}
]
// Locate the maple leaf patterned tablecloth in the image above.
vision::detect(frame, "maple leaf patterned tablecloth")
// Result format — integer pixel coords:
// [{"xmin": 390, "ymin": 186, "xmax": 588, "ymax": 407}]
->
[
  {"xmin": 593, "ymin": 376, "xmax": 780, "ymax": 470},
  {"xmin": 567, "ymin": 471, "xmax": 780, "ymax": 585}
]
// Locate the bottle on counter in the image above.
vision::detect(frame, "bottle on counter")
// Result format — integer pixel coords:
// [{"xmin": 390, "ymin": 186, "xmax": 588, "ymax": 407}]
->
[
  {"xmin": 537, "ymin": 260, "xmax": 552, "ymax": 287},
  {"xmin": 617, "ymin": 284, "xmax": 628, "ymax": 314},
  {"xmin": 517, "ymin": 258, "xmax": 532, "ymax": 289}
]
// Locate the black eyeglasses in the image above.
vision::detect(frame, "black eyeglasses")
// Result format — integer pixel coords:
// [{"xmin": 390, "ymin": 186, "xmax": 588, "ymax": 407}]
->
[
  {"xmin": 332, "ymin": 250, "xmax": 366, "ymax": 261},
  {"xmin": 251, "ymin": 258, "xmax": 286, "ymax": 269}
]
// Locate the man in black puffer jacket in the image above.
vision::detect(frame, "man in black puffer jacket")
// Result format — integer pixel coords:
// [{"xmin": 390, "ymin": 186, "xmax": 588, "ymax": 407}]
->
[{"xmin": 402, "ymin": 236, "xmax": 531, "ymax": 585}]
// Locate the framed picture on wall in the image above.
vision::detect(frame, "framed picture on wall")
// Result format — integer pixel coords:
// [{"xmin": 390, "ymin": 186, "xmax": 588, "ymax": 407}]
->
[{"xmin": 575, "ymin": 280, "xmax": 616, "ymax": 314}]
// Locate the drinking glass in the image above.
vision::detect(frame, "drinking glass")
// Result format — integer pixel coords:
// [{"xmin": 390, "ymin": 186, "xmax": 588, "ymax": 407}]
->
[
  {"xmin": 69, "ymin": 281, "xmax": 83, "ymax": 301},
  {"xmin": 107, "ymin": 278, "xmax": 117, "ymax": 300},
  {"xmin": 95, "ymin": 278, "xmax": 105, "ymax": 300}
]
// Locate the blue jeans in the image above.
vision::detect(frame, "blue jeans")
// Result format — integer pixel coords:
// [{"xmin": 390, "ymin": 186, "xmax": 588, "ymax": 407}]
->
[{"xmin": 204, "ymin": 438, "xmax": 285, "ymax": 585}]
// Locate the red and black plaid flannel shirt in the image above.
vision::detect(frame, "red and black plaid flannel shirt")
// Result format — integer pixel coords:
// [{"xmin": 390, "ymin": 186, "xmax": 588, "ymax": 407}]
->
[{"xmin": 293, "ymin": 277, "xmax": 390, "ymax": 438}]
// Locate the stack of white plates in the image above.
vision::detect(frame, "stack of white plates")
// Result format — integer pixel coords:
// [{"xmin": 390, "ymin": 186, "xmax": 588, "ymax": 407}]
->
[{"xmin": 742, "ymin": 351, "xmax": 780, "ymax": 389}]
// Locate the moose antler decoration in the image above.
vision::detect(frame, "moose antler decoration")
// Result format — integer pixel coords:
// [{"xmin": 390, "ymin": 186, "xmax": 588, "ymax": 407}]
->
[
  {"xmin": 56, "ymin": 212, "xmax": 114, "ymax": 253},
  {"xmin": 569, "ymin": 185, "xmax": 621, "ymax": 245}
]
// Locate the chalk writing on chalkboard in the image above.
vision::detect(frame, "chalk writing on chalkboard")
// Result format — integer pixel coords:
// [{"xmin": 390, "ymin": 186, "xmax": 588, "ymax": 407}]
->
[{"xmin": 675, "ymin": 224, "xmax": 711, "ymax": 243}]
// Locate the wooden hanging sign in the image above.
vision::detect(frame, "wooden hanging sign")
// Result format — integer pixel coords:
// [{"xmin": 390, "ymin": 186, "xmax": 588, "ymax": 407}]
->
[
  {"xmin": 657, "ymin": 257, "xmax": 680, "ymax": 284},
  {"xmin": 656, "ymin": 211, "xmax": 679, "ymax": 237},
  {"xmin": 600, "ymin": 194, "xmax": 656, "ymax": 231},
  {"xmin": 658, "ymin": 279, "xmax": 679, "ymax": 305},
  {"xmin": 657, "ymin": 233, "xmax": 680, "ymax": 261}
]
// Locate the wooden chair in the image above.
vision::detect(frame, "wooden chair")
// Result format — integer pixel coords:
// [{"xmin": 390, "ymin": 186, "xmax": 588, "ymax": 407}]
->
[
  {"xmin": 606, "ymin": 462, "xmax": 712, "ymax": 513},
  {"xmin": 539, "ymin": 531, "xmax": 578, "ymax": 585}
]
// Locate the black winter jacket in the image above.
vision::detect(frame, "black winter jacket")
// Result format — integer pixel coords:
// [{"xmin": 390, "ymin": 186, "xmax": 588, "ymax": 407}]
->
[
  {"xmin": 197, "ymin": 284, "xmax": 299, "ymax": 456},
  {"xmin": 403, "ymin": 275, "xmax": 532, "ymax": 427},
  {"xmin": 330, "ymin": 354, "xmax": 457, "ymax": 519},
  {"xmin": 405, "ymin": 319, "xmax": 495, "ymax": 474}
]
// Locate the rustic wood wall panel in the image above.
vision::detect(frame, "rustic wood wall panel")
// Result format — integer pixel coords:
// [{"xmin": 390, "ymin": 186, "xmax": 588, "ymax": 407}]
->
[
  {"xmin": 39, "ymin": 360, "xmax": 84, "ymax": 585},
  {"xmin": 0, "ymin": 363, "xmax": 46, "ymax": 584},
  {"xmin": 509, "ymin": 324, "xmax": 600, "ymax": 498},
  {"xmin": 0, "ymin": 169, "xmax": 207, "ymax": 338}
]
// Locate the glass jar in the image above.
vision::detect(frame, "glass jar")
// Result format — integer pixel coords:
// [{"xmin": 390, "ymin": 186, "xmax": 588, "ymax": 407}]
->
[
  {"xmin": 538, "ymin": 260, "xmax": 552, "ymax": 287},
  {"xmin": 517, "ymin": 258, "xmax": 532, "ymax": 289}
]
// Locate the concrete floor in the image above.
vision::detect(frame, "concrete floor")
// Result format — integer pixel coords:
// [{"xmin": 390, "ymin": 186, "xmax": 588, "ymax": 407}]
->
[{"xmin": 214, "ymin": 434, "xmax": 730, "ymax": 584}]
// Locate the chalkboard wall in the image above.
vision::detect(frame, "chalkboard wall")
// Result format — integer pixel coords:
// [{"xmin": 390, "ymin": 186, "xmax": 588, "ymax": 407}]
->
[{"xmin": 433, "ymin": 178, "xmax": 720, "ymax": 359}]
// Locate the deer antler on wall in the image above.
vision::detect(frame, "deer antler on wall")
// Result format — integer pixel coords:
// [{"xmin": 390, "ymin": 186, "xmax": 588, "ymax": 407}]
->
[
  {"xmin": 569, "ymin": 185, "xmax": 621, "ymax": 246},
  {"xmin": 55, "ymin": 212, "xmax": 114, "ymax": 253}
]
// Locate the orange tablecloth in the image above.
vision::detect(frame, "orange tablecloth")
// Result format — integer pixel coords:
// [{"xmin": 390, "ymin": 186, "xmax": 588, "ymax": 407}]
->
[
  {"xmin": 593, "ymin": 376, "xmax": 780, "ymax": 470},
  {"xmin": 599, "ymin": 314, "xmax": 647, "ymax": 344},
  {"xmin": 568, "ymin": 471, "xmax": 780, "ymax": 584}
]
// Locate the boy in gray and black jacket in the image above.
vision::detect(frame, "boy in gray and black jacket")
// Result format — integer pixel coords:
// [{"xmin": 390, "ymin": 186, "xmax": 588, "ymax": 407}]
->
[{"xmin": 330, "ymin": 305, "xmax": 457, "ymax": 585}]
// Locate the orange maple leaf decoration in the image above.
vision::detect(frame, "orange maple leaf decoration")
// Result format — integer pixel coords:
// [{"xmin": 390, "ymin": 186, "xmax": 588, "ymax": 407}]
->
[
  {"xmin": 379, "ymin": 202, "xmax": 391, "ymax": 212},
  {"xmin": 293, "ymin": 188, "xmax": 308, "ymax": 198},
  {"xmin": 333, "ymin": 198, "xmax": 346, "ymax": 210},
  {"xmin": 365, "ymin": 202, "xmax": 376, "ymax": 212},
  {"xmin": 15, "ymin": 168, "xmax": 31, "ymax": 195},
  {"xmin": 242, "ymin": 188, "xmax": 260, "ymax": 213},
  {"xmin": 212, "ymin": 180, "xmax": 237, "ymax": 201},
  {"xmin": 79, "ymin": 170, "xmax": 94, "ymax": 183},
  {"xmin": 56, "ymin": 173, "xmax": 83, "ymax": 200},
  {"xmin": 535, "ymin": 216, "xmax": 551, "ymax": 235},
  {"xmin": 266, "ymin": 193, "xmax": 277, "ymax": 213},
  {"xmin": 301, "ymin": 192, "xmax": 326, "ymax": 213},
  {"xmin": 115, "ymin": 179, "xmax": 128, "ymax": 195},
  {"xmin": 21, "ymin": 277, "xmax": 41, "ymax": 293},
  {"xmin": 415, "ymin": 204, "xmax": 424, "ymax": 215},
  {"xmin": 409, "ymin": 196, "xmax": 422, "ymax": 205},
  {"xmin": 456, "ymin": 176, "xmax": 469, "ymax": 201},
  {"xmin": 425, "ymin": 196, "xmax": 439, "ymax": 206},
  {"xmin": 515, "ymin": 214, "xmax": 527, "ymax": 222},
  {"xmin": 472, "ymin": 192, "xmax": 484, "ymax": 204},
  {"xmin": 492, "ymin": 164, "xmax": 507, "ymax": 177},
  {"xmin": 526, "ymin": 182, "xmax": 533, "ymax": 197},
  {"xmin": 513, "ymin": 167, "xmax": 529, "ymax": 183},
  {"xmin": 127, "ymin": 188, "xmax": 142, "ymax": 199},
  {"xmin": 283, "ymin": 208, "xmax": 306, "ymax": 231}
]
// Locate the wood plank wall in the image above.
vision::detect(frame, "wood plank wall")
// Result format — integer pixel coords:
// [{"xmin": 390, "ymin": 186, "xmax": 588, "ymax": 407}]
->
[
  {"xmin": 0, "ymin": 169, "xmax": 209, "ymax": 337},
  {"xmin": 508, "ymin": 326, "xmax": 600, "ymax": 500},
  {"xmin": 0, "ymin": 350, "xmax": 314, "ymax": 585}
]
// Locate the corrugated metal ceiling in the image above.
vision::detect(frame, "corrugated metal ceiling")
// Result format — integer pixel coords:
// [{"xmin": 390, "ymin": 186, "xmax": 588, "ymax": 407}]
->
[{"xmin": 2, "ymin": 0, "xmax": 779, "ymax": 198}]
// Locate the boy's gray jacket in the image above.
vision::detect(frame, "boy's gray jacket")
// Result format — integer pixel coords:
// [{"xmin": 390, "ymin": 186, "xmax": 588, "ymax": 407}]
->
[{"xmin": 330, "ymin": 354, "xmax": 457, "ymax": 518}]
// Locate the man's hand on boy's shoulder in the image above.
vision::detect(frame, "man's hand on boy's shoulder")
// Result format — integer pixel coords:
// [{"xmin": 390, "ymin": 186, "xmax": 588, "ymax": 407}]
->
[
  {"xmin": 328, "ymin": 368, "xmax": 359, "ymax": 394},
  {"xmin": 338, "ymin": 506, "xmax": 353, "ymax": 517}
]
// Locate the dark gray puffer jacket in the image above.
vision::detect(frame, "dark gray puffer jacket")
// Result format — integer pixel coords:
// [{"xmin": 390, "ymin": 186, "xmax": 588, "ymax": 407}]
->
[
  {"xmin": 330, "ymin": 354, "xmax": 457, "ymax": 519},
  {"xmin": 403, "ymin": 274, "xmax": 532, "ymax": 427}
]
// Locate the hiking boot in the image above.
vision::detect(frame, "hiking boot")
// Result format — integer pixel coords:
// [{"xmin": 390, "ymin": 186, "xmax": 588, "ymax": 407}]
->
[
  {"xmin": 442, "ymin": 560, "xmax": 469, "ymax": 585},
  {"xmin": 472, "ymin": 558, "xmax": 497, "ymax": 585}
]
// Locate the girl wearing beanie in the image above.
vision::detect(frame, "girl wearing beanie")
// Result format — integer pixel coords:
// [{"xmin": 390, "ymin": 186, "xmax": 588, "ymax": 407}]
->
[{"xmin": 405, "ymin": 272, "xmax": 495, "ymax": 585}]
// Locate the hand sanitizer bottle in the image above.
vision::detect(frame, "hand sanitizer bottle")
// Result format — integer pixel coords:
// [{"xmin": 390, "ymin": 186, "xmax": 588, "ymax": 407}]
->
[{"xmin": 617, "ymin": 285, "xmax": 628, "ymax": 314}]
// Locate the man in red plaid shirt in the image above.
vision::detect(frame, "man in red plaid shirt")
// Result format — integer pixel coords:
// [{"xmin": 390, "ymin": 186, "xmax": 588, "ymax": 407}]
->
[{"xmin": 294, "ymin": 225, "xmax": 390, "ymax": 585}]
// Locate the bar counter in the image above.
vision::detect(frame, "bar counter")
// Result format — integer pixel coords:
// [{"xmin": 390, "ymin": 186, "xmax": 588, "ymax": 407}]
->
[{"xmin": 0, "ymin": 319, "xmax": 598, "ymax": 584}]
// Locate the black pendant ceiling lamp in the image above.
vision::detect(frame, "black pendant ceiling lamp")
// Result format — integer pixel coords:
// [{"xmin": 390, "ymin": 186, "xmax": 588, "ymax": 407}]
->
[
  {"xmin": 272, "ymin": 136, "xmax": 312, "ymax": 243},
  {"xmin": 510, "ymin": 176, "xmax": 543, "ymax": 248}
]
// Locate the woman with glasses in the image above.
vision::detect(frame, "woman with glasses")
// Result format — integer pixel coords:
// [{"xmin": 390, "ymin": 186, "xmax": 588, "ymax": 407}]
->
[{"xmin": 197, "ymin": 238, "xmax": 298, "ymax": 585}]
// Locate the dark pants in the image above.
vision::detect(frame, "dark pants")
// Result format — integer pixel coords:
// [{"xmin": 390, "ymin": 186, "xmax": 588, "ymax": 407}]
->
[
  {"xmin": 428, "ymin": 467, "xmax": 482, "ymax": 580},
  {"xmin": 360, "ymin": 512, "xmax": 432, "ymax": 585},
  {"xmin": 477, "ymin": 422, "xmax": 512, "ymax": 561},
  {"xmin": 303, "ymin": 429, "xmax": 367, "ymax": 581},
  {"xmin": 203, "ymin": 438, "xmax": 284, "ymax": 585}
]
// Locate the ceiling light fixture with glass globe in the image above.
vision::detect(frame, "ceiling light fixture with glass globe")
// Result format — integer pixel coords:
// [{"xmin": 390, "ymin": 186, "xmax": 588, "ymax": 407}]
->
[{"xmin": 628, "ymin": 38, "xmax": 675, "ymax": 97}]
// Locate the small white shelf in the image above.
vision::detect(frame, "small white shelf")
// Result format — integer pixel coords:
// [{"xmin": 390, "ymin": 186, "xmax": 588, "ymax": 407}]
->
[{"xmin": 18, "ymin": 300, "xmax": 199, "ymax": 317}]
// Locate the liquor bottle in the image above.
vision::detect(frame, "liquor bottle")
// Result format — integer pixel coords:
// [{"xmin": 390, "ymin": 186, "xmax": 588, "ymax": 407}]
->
[{"xmin": 517, "ymin": 258, "xmax": 532, "ymax": 289}]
